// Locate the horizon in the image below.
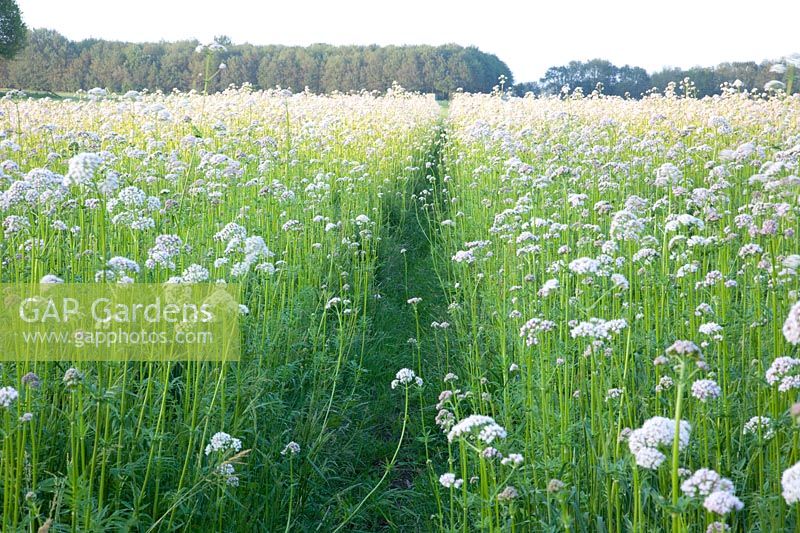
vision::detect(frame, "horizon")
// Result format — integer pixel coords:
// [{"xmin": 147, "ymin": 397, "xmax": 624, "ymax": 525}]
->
[{"xmin": 15, "ymin": 0, "xmax": 800, "ymax": 83}]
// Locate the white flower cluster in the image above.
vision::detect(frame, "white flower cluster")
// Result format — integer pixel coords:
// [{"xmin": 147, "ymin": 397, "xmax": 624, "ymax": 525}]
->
[
  {"xmin": 664, "ymin": 213, "xmax": 705, "ymax": 232},
  {"xmin": 207, "ymin": 429, "xmax": 245, "ymax": 487},
  {"xmin": 765, "ymin": 356, "xmax": 800, "ymax": 392},
  {"xmin": 681, "ymin": 468, "xmax": 734, "ymax": 498},
  {"xmin": 205, "ymin": 431, "xmax": 242, "ymax": 456},
  {"xmin": 146, "ymin": 234, "xmax": 184, "ymax": 269},
  {"xmin": 451, "ymin": 249, "xmax": 475, "ymax": 263},
  {"xmin": 3, "ymin": 214, "xmax": 30, "ymax": 237},
  {"xmin": 782, "ymin": 461, "xmax": 800, "ymax": 504},
  {"xmin": 481, "ymin": 446, "xmax": 502, "ymax": 459},
  {"xmin": 633, "ymin": 447, "xmax": 667, "ymax": 469},
  {"xmin": 63, "ymin": 368, "xmax": 83, "ymax": 387},
  {"xmin": 40, "ymin": 274, "xmax": 64, "ymax": 284},
  {"xmin": 519, "ymin": 317, "xmax": 556, "ymax": 346},
  {"xmin": 610, "ymin": 273, "xmax": 629, "ymax": 290},
  {"xmin": 435, "ymin": 408, "xmax": 455, "ymax": 432},
  {"xmin": 633, "ymin": 247, "xmax": 659, "ymax": 264},
  {"xmin": 627, "ymin": 416, "xmax": 691, "ymax": 470},
  {"xmin": 501, "ymin": 453, "xmax": 524, "ymax": 467},
  {"xmin": 390, "ymin": 368, "xmax": 423, "ymax": 389},
  {"xmin": 324, "ymin": 297, "xmax": 349, "ymax": 310},
  {"xmin": 610, "ymin": 209, "xmax": 647, "ymax": 241},
  {"xmin": 654, "ymin": 162, "xmax": 682, "ymax": 187},
  {"xmin": 496, "ymin": 485, "xmax": 519, "ymax": 501},
  {"xmin": 784, "ymin": 301, "xmax": 800, "ymax": 345},
  {"xmin": 605, "ymin": 388, "xmax": 624, "ymax": 401},
  {"xmin": 0, "ymin": 386, "xmax": 19, "ymax": 408},
  {"xmin": 106, "ymin": 186, "xmax": 160, "ymax": 230},
  {"xmin": 702, "ymin": 490, "xmax": 743, "ymax": 515},
  {"xmin": 737, "ymin": 242, "xmax": 763, "ymax": 259},
  {"xmin": 570, "ymin": 318, "xmax": 627, "ymax": 340},
  {"xmin": 447, "ymin": 414, "xmax": 507, "ymax": 444},
  {"xmin": 691, "ymin": 379, "xmax": 721, "ymax": 402},
  {"xmin": 214, "ymin": 223, "xmax": 275, "ymax": 278},
  {"xmin": 537, "ymin": 278, "xmax": 559, "ymax": 297},
  {"xmin": 107, "ymin": 256, "xmax": 140, "ymax": 274},
  {"xmin": 214, "ymin": 222, "xmax": 247, "ymax": 243},
  {"xmin": 742, "ymin": 416, "xmax": 774, "ymax": 440},
  {"xmin": 281, "ymin": 441, "xmax": 301, "ymax": 456},
  {"xmin": 217, "ymin": 463, "xmax": 239, "ymax": 486},
  {"xmin": 439, "ymin": 472, "xmax": 463, "ymax": 489},
  {"xmin": 656, "ymin": 375, "xmax": 674, "ymax": 392},
  {"xmin": 698, "ymin": 322, "xmax": 724, "ymax": 341},
  {"xmin": 180, "ymin": 264, "xmax": 210, "ymax": 284},
  {"xmin": 63, "ymin": 152, "xmax": 102, "ymax": 187},
  {"xmin": 666, "ymin": 339, "xmax": 701, "ymax": 357},
  {"xmin": 568, "ymin": 257, "xmax": 601, "ymax": 275},
  {"xmin": 281, "ymin": 220, "xmax": 303, "ymax": 232},
  {"xmin": 695, "ymin": 303, "xmax": 713, "ymax": 316}
]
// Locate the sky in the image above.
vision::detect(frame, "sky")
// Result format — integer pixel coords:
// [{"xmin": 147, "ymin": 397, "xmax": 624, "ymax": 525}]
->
[{"xmin": 15, "ymin": 0, "xmax": 800, "ymax": 82}]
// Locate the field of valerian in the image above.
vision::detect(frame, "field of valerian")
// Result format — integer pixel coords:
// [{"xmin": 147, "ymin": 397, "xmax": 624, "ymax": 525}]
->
[{"xmin": 1, "ymin": 83, "xmax": 800, "ymax": 532}]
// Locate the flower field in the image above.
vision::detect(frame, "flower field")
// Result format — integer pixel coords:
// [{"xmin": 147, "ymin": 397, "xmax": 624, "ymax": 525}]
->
[
  {"xmin": 1, "ymin": 85, "xmax": 800, "ymax": 531},
  {"xmin": 430, "ymin": 90, "xmax": 800, "ymax": 532}
]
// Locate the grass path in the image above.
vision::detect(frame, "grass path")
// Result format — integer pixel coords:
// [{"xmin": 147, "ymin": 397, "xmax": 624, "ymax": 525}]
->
[{"xmin": 330, "ymin": 120, "xmax": 452, "ymax": 530}]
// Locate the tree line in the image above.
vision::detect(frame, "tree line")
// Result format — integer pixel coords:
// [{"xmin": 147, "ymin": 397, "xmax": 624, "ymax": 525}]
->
[
  {"xmin": 515, "ymin": 58, "xmax": 793, "ymax": 97},
  {"xmin": 0, "ymin": 24, "xmax": 792, "ymax": 99},
  {"xmin": 0, "ymin": 29, "xmax": 513, "ymax": 98}
]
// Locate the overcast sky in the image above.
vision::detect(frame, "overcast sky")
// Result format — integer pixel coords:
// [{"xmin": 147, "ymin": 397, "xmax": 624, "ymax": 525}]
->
[{"xmin": 16, "ymin": 0, "xmax": 800, "ymax": 82}]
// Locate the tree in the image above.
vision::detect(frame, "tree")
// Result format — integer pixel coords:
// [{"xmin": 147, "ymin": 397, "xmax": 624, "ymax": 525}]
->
[
  {"xmin": 213, "ymin": 35, "xmax": 232, "ymax": 47},
  {"xmin": 0, "ymin": 0, "xmax": 26, "ymax": 59},
  {"xmin": 537, "ymin": 59, "xmax": 653, "ymax": 97},
  {"xmin": 0, "ymin": 29, "xmax": 512, "ymax": 97},
  {"xmin": 646, "ymin": 60, "xmax": 798, "ymax": 97},
  {"xmin": 616, "ymin": 65, "xmax": 650, "ymax": 97}
]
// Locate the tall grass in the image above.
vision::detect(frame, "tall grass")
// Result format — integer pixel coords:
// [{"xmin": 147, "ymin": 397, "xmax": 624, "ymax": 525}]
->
[
  {"xmin": 0, "ymin": 86, "xmax": 440, "ymax": 530},
  {"xmin": 3, "ymin": 82, "xmax": 800, "ymax": 532},
  {"xmin": 422, "ymin": 89, "xmax": 800, "ymax": 531}
]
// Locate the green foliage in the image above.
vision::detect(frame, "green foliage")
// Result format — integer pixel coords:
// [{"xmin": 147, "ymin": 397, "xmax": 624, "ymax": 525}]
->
[
  {"xmin": 524, "ymin": 58, "xmax": 793, "ymax": 98},
  {"xmin": 0, "ymin": 29, "xmax": 513, "ymax": 97},
  {"xmin": 0, "ymin": 0, "xmax": 26, "ymax": 59},
  {"xmin": 537, "ymin": 58, "xmax": 651, "ymax": 97},
  {"xmin": 650, "ymin": 61, "xmax": 781, "ymax": 97}
]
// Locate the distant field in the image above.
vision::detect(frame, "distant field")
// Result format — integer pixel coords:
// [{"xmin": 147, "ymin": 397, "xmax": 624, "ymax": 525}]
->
[{"xmin": 1, "ymin": 87, "xmax": 799, "ymax": 532}]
